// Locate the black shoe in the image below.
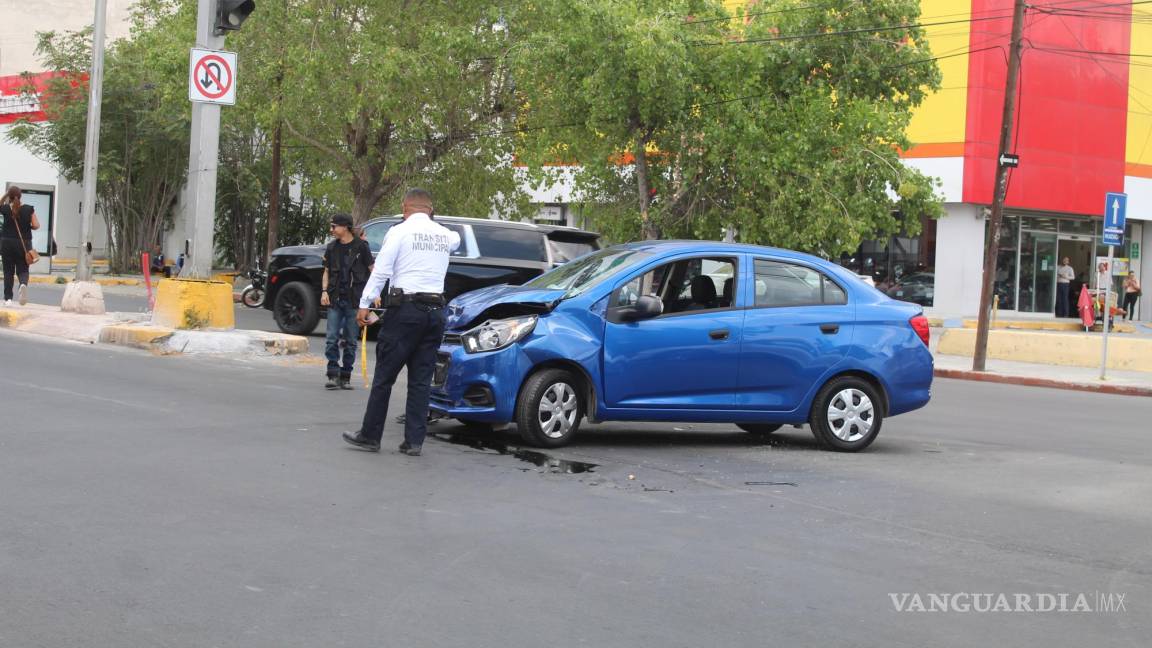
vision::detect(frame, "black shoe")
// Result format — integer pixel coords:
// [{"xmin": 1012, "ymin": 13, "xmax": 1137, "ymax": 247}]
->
[
  {"xmin": 398, "ymin": 441, "xmax": 422, "ymax": 456},
  {"xmin": 339, "ymin": 377, "xmax": 354, "ymax": 390},
  {"xmin": 326, "ymin": 377, "xmax": 340, "ymax": 390},
  {"xmin": 343, "ymin": 430, "xmax": 380, "ymax": 452}
]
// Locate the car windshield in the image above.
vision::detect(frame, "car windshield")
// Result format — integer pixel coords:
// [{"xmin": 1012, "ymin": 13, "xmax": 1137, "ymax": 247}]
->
[{"xmin": 524, "ymin": 248, "xmax": 650, "ymax": 297}]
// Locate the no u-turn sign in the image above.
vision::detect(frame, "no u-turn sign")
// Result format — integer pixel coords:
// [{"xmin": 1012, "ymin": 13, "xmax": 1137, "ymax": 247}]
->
[{"xmin": 189, "ymin": 48, "xmax": 238, "ymax": 105}]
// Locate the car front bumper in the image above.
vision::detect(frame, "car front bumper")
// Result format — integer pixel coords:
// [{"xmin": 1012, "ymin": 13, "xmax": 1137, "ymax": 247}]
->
[{"xmin": 429, "ymin": 342, "xmax": 531, "ymax": 423}]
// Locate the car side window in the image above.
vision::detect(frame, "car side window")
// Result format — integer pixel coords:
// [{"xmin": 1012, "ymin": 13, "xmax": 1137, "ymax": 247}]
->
[
  {"xmin": 754, "ymin": 259, "xmax": 847, "ymax": 307},
  {"xmin": 614, "ymin": 257, "xmax": 737, "ymax": 314},
  {"xmin": 361, "ymin": 222, "xmax": 394, "ymax": 253}
]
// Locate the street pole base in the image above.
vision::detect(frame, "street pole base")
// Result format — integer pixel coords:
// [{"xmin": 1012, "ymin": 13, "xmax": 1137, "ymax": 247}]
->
[{"xmin": 60, "ymin": 281, "xmax": 106, "ymax": 315}]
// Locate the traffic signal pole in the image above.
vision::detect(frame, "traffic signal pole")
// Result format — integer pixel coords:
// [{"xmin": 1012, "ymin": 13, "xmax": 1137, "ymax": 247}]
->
[
  {"xmin": 972, "ymin": 0, "xmax": 1027, "ymax": 372},
  {"xmin": 181, "ymin": 0, "xmax": 226, "ymax": 279}
]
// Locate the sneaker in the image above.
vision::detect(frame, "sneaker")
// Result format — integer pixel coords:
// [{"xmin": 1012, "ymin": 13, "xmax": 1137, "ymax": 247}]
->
[
  {"xmin": 325, "ymin": 376, "xmax": 340, "ymax": 390},
  {"xmin": 342, "ymin": 430, "xmax": 380, "ymax": 452},
  {"xmin": 339, "ymin": 377, "xmax": 354, "ymax": 390},
  {"xmin": 3, "ymin": 299, "xmax": 10, "ymax": 307},
  {"xmin": 17, "ymin": 284, "xmax": 27, "ymax": 306},
  {"xmin": 398, "ymin": 441, "xmax": 422, "ymax": 456}
]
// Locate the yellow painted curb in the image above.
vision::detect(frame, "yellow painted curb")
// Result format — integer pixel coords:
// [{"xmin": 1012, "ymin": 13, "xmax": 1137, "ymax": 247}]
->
[
  {"xmin": 925, "ymin": 317, "xmax": 944, "ymax": 328},
  {"xmin": 98, "ymin": 324, "xmax": 173, "ymax": 350},
  {"xmin": 152, "ymin": 279, "xmax": 235, "ymax": 330},
  {"xmin": 938, "ymin": 328, "xmax": 1152, "ymax": 372},
  {"xmin": 959, "ymin": 318, "xmax": 1135, "ymax": 333},
  {"xmin": 0, "ymin": 308, "xmax": 29, "ymax": 327}
]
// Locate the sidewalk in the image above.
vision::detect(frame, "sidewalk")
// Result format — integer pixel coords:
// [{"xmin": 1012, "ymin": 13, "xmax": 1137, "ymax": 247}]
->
[
  {"xmin": 929, "ymin": 325, "xmax": 1152, "ymax": 397},
  {"xmin": 0, "ymin": 302, "xmax": 306, "ymax": 357}
]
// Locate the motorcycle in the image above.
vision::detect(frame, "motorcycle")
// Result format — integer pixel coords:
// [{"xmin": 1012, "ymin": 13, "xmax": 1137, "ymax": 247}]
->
[{"xmin": 241, "ymin": 264, "xmax": 267, "ymax": 308}]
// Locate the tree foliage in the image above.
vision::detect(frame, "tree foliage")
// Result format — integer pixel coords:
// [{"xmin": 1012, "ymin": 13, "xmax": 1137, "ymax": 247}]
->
[
  {"xmin": 8, "ymin": 0, "xmax": 194, "ymax": 272},
  {"xmin": 515, "ymin": 0, "xmax": 945, "ymax": 254},
  {"xmin": 232, "ymin": 0, "xmax": 535, "ymax": 224}
]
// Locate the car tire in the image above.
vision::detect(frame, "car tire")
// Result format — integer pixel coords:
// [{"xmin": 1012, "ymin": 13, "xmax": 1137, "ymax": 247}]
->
[
  {"xmin": 273, "ymin": 281, "xmax": 320, "ymax": 335},
  {"xmin": 516, "ymin": 369, "xmax": 583, "ymax": 448},
  {"xmin": 737, "ymin": 424, "xmax": 783, "ymax": 436},
  {"xmin": 809, "ymin": 376, "xmax": 884, "ymax": 452}
]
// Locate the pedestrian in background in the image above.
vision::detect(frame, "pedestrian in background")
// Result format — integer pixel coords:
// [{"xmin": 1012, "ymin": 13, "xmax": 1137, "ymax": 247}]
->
[
  {"xmin": 1, "ymin": 186, "xmax": 39, "ymax": 307},
  {"xmin": 322, "ymin": 213, "xmax": 373, "ymax": 390},
  {"xmin": 1123, "ymin": 273, "xmax": 1141, "ymax": 320},
  {"xmin": 343, "ymin": 188, "xmax": 460, "ymax": 456},
  {"xmin": 1055, "ymin": 257, "xmax": 1075, "ymax": 317}
]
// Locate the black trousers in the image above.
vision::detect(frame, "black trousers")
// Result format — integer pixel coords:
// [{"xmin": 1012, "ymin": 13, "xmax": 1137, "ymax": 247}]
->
[
  {"xmin": 1124, "ymin": 292, "xmax": 1139, "ymax": 320},
  {"xmin": 1, "ymin": 239, "xmax": 30, "ymax": 301},
  {"xmin": 359, "ymin": 301, "xmax": 447, "ymax": 447}
]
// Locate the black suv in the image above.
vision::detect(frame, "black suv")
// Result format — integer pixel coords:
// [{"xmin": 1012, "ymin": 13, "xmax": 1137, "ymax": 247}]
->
[{"xmin": 264, "ymin": 215, "xmax": 601, "ymax": 334}]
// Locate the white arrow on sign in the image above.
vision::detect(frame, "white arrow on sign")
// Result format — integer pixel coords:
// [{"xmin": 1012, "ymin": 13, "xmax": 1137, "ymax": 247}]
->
[{"xmin": 1113, "ymin": 199, "xmax": 1120, "ymax": 224}]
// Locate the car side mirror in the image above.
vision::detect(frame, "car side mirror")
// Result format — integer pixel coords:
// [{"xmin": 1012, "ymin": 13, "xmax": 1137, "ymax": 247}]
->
[{"xmin": 615, "ymin": 295, "xmax": 663, "ymax": 322}]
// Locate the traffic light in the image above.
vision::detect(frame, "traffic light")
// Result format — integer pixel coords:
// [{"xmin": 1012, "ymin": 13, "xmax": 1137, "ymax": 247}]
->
[{"xmin": 214, "ymin": 0, "xmax": 256, "ymax": 34}]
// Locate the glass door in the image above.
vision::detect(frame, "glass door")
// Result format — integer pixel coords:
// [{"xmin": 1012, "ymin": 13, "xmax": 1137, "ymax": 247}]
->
[{"xmin": 1019, "ymin": 230, "xmax": 1057, "ymax": 313}]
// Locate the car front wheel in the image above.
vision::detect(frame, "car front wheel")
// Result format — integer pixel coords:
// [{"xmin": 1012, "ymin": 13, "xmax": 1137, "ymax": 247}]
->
[
  {"xmin": 809, "ymin": 376, "xmax": 884, "ymax": 452},
  {"xmin": 516, "ymin": 369, "xmax": 583, "ymax": 448},
  {"xmin": 273, "ymin": 281, "xmax": 320, "ymax": 335}
]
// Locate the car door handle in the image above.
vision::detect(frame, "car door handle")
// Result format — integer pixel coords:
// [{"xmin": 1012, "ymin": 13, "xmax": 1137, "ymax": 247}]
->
[
  {"xmin": 820, "ymin": 323, "xmax": 840, "ymax": 335},
  {"xmin": 709, "ymin": 329, "xmax": 730, "ymax": 341}
]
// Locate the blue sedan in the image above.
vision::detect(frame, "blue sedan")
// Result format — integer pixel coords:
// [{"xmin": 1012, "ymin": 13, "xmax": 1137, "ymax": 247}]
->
[{"xmin": 430, "ymin": 241, "xmax": 933, "ymax": 452}]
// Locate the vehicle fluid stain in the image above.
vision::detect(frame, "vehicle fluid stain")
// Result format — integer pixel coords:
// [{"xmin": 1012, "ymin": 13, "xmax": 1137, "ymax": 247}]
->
[{"xmin": 433, "ymin": 432, "xmax": 597, "ymax": 474}]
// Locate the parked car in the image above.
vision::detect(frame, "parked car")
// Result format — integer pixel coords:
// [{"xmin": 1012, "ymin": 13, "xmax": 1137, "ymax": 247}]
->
[
  {"xmin": 430, "ymin": 241, "xmax": 934, "ymax": 452},
  {"xmin": 887, "ymin": 272, "xmax": 935, "ymax": 307},
  {"xmin": 264, "ymin": 216, "xmax": 601, "ymax": 334}
]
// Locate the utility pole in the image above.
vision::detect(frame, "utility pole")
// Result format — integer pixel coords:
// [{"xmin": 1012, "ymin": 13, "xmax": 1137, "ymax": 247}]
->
[
  {"xmin": 60, "ymin": 0, "xmax": 109, "ymax": 316},
  {"xmin": 76, "ymin": 0, "xmax": 107, "ymax": 284},
  {"xmin": 182, "ymin": 0, "xmax": 226, "ymax": 279},
  {"xmin": 972, "ymin": 0, "xmax": 1027, "ymax": 372}
]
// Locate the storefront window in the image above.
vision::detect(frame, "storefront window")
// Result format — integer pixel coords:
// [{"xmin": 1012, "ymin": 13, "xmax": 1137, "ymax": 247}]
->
[
  {"xmin": 837, "ymin": 214, "xmax": 937, "ymax": 307},
  {"xmin": 993, "ymin": 216, "xmax": 1018, "ymax": 310}
]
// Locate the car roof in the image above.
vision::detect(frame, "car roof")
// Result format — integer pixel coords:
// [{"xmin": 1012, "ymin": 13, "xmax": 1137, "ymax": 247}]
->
[
  {"xmin": 614, "ymin": 240, "xmax": 834, "ymax": 266},
  {"xmin": 363, "ymin": 214, "xmax": 598, "ymax": 236}
]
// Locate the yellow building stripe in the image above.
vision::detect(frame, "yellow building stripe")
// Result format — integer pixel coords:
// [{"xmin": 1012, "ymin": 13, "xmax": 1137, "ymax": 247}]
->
[{"xmin": 1126, "ymin": 17, "xmax": 1152, "ymax": 169}]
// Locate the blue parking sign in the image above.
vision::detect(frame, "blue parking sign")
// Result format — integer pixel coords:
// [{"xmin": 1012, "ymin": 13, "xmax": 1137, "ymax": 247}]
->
[{"xmin": 1103, "ymin": 192, "xmax": 1126, "ymax": 246}]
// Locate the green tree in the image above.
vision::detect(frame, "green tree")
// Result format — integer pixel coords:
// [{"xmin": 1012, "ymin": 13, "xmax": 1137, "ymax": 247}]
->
[
  {"xmin": 8, "ymin": 0, "xmax": 194, "ymax": 273},
  {"xmin": 515, "ymin": 0, "xmax": 944, "ymax": 255},
  {"xmin": 233, "ymin": 0, "xmax": 534, "ymax": 224}
]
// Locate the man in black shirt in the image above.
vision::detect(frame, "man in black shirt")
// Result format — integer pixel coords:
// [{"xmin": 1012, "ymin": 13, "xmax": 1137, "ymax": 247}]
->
[{"xmin": 321, "ymin": 214, "xmax": 374, "ymax": 390}]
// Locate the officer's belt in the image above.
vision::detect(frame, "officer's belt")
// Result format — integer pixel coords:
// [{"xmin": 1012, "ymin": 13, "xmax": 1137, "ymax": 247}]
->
[{"xmin": 398, "ymin": 292, "xmax": 445, "ymax": 306}]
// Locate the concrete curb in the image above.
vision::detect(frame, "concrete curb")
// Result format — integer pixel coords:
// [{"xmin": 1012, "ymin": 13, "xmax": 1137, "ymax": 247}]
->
[
  {"xmin": 934, "ymin": 368, "xmax": 1152, "ymax": 398},
  {"xmin": 1, "ymin": 305, "xmax": 308, "ymax": 357}
]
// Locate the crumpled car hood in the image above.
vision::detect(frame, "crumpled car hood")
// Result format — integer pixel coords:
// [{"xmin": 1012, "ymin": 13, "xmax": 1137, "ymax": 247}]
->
[{"xmin": 446, "ymin": 284, "xmax": 568, "ymax": 330}]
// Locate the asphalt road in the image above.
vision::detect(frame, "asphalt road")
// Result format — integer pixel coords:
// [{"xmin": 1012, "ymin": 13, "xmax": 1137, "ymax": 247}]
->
[{"xmin": 0, "ymin": 329, "xmax": 1148, "ymax": 647}]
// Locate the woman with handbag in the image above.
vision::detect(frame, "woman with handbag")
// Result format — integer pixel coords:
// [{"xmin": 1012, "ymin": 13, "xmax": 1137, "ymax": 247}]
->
[
  {"xmin": 0, "ymin": 186, "xmax": 40, "ymax": 306},
  {"xmin": 1123, "ymin": 273, "xmax": 1142, "ymax": 321}
]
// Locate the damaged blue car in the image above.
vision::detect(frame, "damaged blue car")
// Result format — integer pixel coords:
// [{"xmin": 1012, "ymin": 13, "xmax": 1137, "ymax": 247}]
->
[{"xmin": 430, "ymin": 241, "xmax": 933, "ymax": 452}]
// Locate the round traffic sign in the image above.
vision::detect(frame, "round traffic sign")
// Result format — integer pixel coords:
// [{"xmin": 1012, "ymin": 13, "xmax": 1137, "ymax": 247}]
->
[{"xmin": 193, "ymin": 54, "xmax": 233, "ymax": 100}]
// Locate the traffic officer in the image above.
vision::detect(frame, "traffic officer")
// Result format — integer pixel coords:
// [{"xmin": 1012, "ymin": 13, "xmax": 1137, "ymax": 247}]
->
[{"xmin": 342, "ymin": 188, "xmax": 461, "ymax": 456}]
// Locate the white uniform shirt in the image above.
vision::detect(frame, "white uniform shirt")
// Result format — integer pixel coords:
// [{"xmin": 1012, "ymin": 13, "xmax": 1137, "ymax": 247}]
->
[
  {"xmin": 1057, "ymin": 264, "xmax": 1075, "ymax": 284},
  {"xmin": 359, "ymin": 213, "xmax": 461, "ymax": 308}
]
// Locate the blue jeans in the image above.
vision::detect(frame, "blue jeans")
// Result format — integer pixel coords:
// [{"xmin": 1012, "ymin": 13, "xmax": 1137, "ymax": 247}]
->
[{"xmin": 325, "ymin": 298, "xmax": 360, "ymax": 379}]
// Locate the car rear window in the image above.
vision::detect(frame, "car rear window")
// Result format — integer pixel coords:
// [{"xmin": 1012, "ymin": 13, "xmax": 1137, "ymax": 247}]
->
[
  {"xmin": 548, "ymin": 235, "xmax": 598, "ymax": 264},
  {"xmin": 472, "ymin": 225, "xmax": 546, "ymax": 261}
]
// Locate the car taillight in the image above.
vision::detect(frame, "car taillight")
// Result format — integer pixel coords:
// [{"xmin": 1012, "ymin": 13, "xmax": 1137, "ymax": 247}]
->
[
  {"xmin": 269, "ymin": 274, "xmax": 278, "ymax": 284},
  {"xmin": 909, "ymin": 314, "xmax": 930, "ymax": 347}
]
